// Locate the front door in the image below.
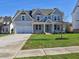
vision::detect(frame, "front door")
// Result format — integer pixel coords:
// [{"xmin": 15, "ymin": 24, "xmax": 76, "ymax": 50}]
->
[{"xmin": 45, "ymin": 25, "xmax": 51, "ymax": 33}]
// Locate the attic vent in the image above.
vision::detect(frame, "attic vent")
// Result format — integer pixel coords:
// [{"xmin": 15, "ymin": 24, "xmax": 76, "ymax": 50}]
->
[
  {"xmin": 37, "ymin": 13, "xmax": 41, "ymax": 15},
  {"xmin": 21, "ymin": 12, "xmax": 26, "ymax": 14}
]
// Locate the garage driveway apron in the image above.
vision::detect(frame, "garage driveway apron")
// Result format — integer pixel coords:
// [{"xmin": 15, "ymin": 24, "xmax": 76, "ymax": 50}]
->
[{"xmin": 0, "ymin": 34, "xmax": 31, "ymax": 59}]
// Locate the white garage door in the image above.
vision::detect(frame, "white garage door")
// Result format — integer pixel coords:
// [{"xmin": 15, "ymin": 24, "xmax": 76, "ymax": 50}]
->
[{"xmin": 16, "ymin": 26, "xmax": 32, "ymax": 34}]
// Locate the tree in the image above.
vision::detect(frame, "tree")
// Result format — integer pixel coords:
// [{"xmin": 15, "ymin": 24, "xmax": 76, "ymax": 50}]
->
[{"xmin": 60, "ymin": 20, "xmax": 63, "ymax": 39}]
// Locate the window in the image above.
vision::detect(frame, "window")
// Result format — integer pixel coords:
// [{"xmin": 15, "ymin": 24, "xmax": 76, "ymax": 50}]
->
[
  {"xmin": 57, "ymin": 25, "xmax": 60, "ymax": 30},
  {"xmin": 44, "ymin": 16, "xmax": 48, "ymax": 20},
  {"xmin": 58, "ymin": 16, "xmax": 62, "ymax": 21},
  {"xmin": 3, "ymin": 28, "xmax": 4, "ymax": 32},
  {"xmin": 35, "ymin": 25, "xmax": 41, "ymax": 30},
  {"xmin": 39, "ymin": 25, "xmax": 41, "ymax": 30},
  {"xmin": 37, "ymin": 16, "xmax": 40, "ymax": 21},
  {"xmin": 54, "ymin": 16, "xmax": 57, "ymax": 21},
  {"xmin": 58, "ymin": 16, "xmax": 60, "ymax": 21},
  {"xmin": 54, "ymin": 25, "xmax": 57, "ymax": 30},
  {"xmin": 46, "ymin": 25, "xmax": 49, "ymax": 31},
  {"xmin": 21, "ymin": 15, "xmax": 25, "ymax": 21},
  {"xmin": 36, "ymin": 25, "xmax": 38, "ymax": 30},
  {"xmin": 54, "ymin": 16, "xmax": 61, "ymax": 21},
  {"xmin": 54, "ymin": 25, "xmax": 60, "ymax": 30},
  {"xmin": 36, "ymin": 15, "xmax": 41, "ymax": 21},
  {"xmin": 48, "ymin": 16, "xmax": 51, "ymax": 19},
  {"xmin": 6, "ymin": 28, "xmax": 8, "ymax": 32}
]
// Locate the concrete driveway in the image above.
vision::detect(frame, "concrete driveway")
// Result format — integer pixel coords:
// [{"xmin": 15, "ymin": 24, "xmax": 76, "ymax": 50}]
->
[{"xmin": 0, "ymin": 34, "xmax": 31, "ymax": 59}]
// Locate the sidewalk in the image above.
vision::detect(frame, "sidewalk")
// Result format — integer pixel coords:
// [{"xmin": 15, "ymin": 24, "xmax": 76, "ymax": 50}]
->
[{"xmin": 16, "ymin": 46, "xmax": 79, "ymax": 58}]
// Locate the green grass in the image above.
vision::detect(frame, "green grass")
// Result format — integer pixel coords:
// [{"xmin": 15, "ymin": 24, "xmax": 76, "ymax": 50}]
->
[
  {"xmin": 22, "ymin": 33, "xmax": 79, "ymax": 49},
  {"xmin": 15, "ymin": 53, "xmax": 79, "ymax": 59},
  {"xmin": 0, "ymin": 34, "xmax": 8, "ymax": 37}
]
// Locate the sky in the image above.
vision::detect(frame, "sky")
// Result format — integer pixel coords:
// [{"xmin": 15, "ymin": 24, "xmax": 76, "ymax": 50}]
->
[{"xmin": 0, "ymin": 0, "xmax": 77, "ymax": 22}]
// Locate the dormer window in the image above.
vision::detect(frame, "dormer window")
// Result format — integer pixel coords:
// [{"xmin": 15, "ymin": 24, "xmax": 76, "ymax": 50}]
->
[
  {"xmin": 44, "ymin": 16, "xmax": 48, "ymax": 20},
  {"xmin": 21, "ymin": 15, "xmax": 25, "ymax": 21},
  {"xmin": 54, "ymin": 16, "xmax": 57, "ymax": 21},
  {"xmin": 37, "ymin": 16, "xmax": 40, "ymax": 21},
  {"xmin": 36, "ymin": 15, "xmax": 41, "ymax": 21}
]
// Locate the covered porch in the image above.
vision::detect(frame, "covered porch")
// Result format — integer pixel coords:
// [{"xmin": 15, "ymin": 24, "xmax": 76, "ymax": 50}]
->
[
  {"xmin": 32, "ymin": 22, "xmax": 65, "ymax": 33},
  {"xmin": 33, "ymin": 24, "xmax": 52, "ymax": 33}
]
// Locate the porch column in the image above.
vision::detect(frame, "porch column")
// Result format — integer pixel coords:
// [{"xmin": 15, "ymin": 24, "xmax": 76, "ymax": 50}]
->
[
  {"xmin": 52, "ymin": 24, "xmax": 54, "ymax": 33},
  {"xmin": 14, "ymin": 28, "xmax": 16, "ymax": 34},
  {"xmin": 44, "ymin": 24, "xmax": 45, "ymax": 33},
  {"xmin": 32, "ymin": 24, "xmax": 33, "ymax": 33}
]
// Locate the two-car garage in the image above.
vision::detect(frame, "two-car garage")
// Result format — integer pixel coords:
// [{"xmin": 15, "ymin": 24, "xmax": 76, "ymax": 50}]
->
[
  {"xmin": 15, "ymin": 25, "xmax": 32, "ymax": 34},
  {"xmin": 13, "ymin": 21, "xmax": 33, "ymax": 34}
]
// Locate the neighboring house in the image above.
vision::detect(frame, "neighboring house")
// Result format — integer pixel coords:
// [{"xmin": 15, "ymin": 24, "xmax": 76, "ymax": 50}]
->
[
  {"xmin": 13, "ymin": 8, "xmax": 66, "ymax": 34},
  {"xmin": 72, "ymin": 0, "xmax": 79, "ymax": 32},
  {"xmin": 0, "ymin": 16, "xmax": 12, "ymax": 34},
  {"xmin": 64, "ymin": 22, "xmax": 73, "ymax": 33},
  {"xmin": 0, "ymin": 17, "xmax": 3, "ymax": 33}
]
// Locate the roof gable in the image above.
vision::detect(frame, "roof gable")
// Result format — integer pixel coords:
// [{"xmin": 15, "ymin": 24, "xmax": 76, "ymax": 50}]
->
[
  {"xmin": 72, "ymin": 0, "xmax": 79, "ymax": 14},
  {"xmin": 32, "ymin": 9, "xmax": 44, "ymax": 16},
  {"xmin": 13, "ymin": 10, "xmax": 33, "ymax": 21},
  {"xmin": 45, "ymin": 19, "xmax": 52, "ymax": 23},
  {"xmin": 40, "ymin": 9, "xmax": 53, "ymax": 15},
  {"xmin": 50, "ymin": 8, "xmax": 64, "ymax": 16},
  {"xmin": 32, "ymin": 9, "xmax": 53, "ymax": 16}
]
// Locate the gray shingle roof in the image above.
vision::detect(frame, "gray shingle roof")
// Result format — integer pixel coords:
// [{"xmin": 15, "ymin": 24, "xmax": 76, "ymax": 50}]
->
[
  {"xmin": 13, "ymin": 8, "xmax": 63, "ymax": 22},
  {"xmin": 32, "ymin": 9, "xmax": 54, "ymax": 15},
  {"xmin": 0, "ymin": 16, "xmax": 12, "ymax": 24}
]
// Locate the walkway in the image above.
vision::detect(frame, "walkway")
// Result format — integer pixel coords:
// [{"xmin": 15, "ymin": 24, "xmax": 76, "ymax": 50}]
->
[
  {"xmin": 0, "ymin": 34, "xmax": 31, "ymax": 59},
  {"xmin": 16, "ymin": 46, "xmax": 79, "ymax": 58}
]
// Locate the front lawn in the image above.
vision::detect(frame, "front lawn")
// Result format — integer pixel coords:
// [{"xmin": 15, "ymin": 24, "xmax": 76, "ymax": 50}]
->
[
  {"xmin": 22, "ymin": 33, "xmax": 79, "ymax": 49},
  {"xmin": 15, "ymin": 53, "xmax": 79, "ymax": 59},
  {"xmin": 0, "ymin": 34, "xmax": 8, "ymax": 37}
]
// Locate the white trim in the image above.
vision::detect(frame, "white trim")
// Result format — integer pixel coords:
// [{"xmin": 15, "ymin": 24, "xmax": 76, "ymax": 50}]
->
[
  {"xmin": 44, "ymin": 24, "xmax": 45, "ymax": 33},
  {"xmin": 72, "ymin": 0, "xmax": 79, "ymax": 14},
  {"xmin": 50, "ymin": 8, "xmax": 64, "ymax": 16},
  {"xmin": 13, "ymin": 10, "xmax": 34, "ymax": 21},
  {"xmin": 32, "ymin": 24, "xmax": 33, "ymax": 33},
  {"xmin": 45, "ymin": 19, "xmax": 52, "ymax": 23},
  {"xmin": 13, "ymin": 11, "xmax": 22, "ymax": 21}
]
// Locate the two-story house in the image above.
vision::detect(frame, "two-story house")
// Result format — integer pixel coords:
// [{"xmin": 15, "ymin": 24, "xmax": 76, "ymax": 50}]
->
[
  {"xmin": 0, "ymin": 16, "xmax": 13, "ymax": 34},
  {"xmin": 13, "ymin": 8, "xmax": 66, "ymax": 34},
  {"xmin": 72, "ymin": 0, "xmax": 79, "ymax": 32}
]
